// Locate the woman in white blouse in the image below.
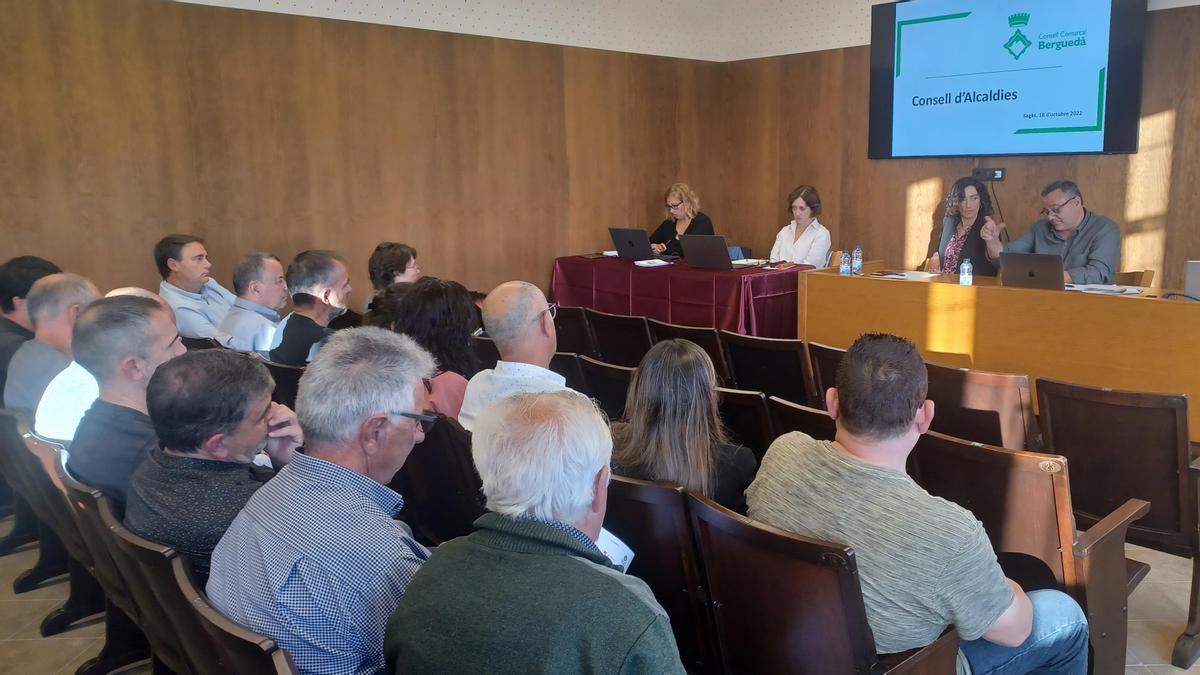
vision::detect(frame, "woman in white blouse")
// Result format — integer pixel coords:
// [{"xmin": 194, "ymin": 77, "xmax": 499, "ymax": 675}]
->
[{"xmin": 770, "ymin": 185, "xmax": 832, "ymax": 266}]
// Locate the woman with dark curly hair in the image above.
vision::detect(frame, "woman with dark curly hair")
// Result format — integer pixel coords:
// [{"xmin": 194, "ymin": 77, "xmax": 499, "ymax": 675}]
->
[
  {"xmin": 366, "ymin": 276, "xmax": 479, "ymax": 419},
  {"xmin": 929, "ymin": 177, "xmax": 999, "ymax": 277},
  {"xmin": 364, "ymin": 242, "xmax": 420, "ymax": 312}
]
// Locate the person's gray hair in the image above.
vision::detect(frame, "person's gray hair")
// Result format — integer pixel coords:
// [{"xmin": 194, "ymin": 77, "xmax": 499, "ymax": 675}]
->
[
  {"xmin": 73, "ymin": 296, "xmax": 166, "ymax": 382},
  {"xmin": 295, "ymin": 327, "xmax": 436, "ymax": 448},
  {"xmin": 472, "ymin": 391, "xmax": 612, "ymax": 524},
  {"xmin": 232, "ymin": 252, "xmax": 281, "ymax": 297},
  {"xmin": 27, "ymin": 273, "xmax": 99, "ymax": 328},
  {"xmin": 286, "ymin": 250, "xmax": 345, "ymax": 298},
  {"xmin": 1041, "ymin": 180, "xmax": 1082, "ymax": 202},
  {"xmin": 481, "ymin": 281, "xmax": 543, "ymax": 349}
]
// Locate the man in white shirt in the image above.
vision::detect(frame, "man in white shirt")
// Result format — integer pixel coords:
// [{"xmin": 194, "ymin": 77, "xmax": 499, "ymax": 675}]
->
[
  {"xmin": 154, "ymin": 234, "xmax": 236, "ymax": 338},
  {"xmin": 459, "ymin": 281, "xmax": 567, "ymax": 431},
  {"xmin": 214, "ymin": 253, "xmax": 289, "ymax": 355}
]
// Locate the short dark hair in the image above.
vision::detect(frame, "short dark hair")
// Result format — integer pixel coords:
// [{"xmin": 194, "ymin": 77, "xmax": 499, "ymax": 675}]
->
[
  {"xmin": 946, "ymin": 177, "xmax": 993, "ymax": 221},
  {"xmin": 287, "ymin": 250, "xmax": 345, "ymax": 306},
  {"xmin": 372, "ymin": 277, "xmax": 479, "ymax": 377},
  {"xmin": 786, "ymin": 185, "xmax": 822, "ymax": 217},
  {"xmin": 146, "ymin": 349, "xmax": 275, "ymax": 454},
  {"xmin": 73, "ymin": 296, "xmax": 166, "ymax": 382},
  {"xmin": 367, "ymin": 243, "xmax": 417, "ymax": 291},
  {"xmin": 1041, "ymin": 180, "xmax": 1082, "ymax": 202},
  {"xmin": 834, "ymin": 333, "xmax": 927, "ymax": 440},
  {"xmin": 232, "ymin": 252, "xmax": 281, "ymax": 296},
  {"xmin": 153, "ymin": 234, "xmax": 205, "ymax": 280},
  {"xmin": 0, "ymin": 256, "xmax": 61, "ymax": 313}
]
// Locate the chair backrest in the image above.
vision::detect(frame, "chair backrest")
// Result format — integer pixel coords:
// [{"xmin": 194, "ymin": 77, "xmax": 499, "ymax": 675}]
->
[
  {"xmin": 470, "ymin": 335, "xmax": 501, "ymax": 371},
  {"xmin": 727, "ymin": 246, "xmax": 751, "ymax": 260},
  {"xmin": 925, "ymin": 362, "xmax": 1039, "ymax": 450},
  {"xmin": 1115, "ymin": 269, "xmax": 1154, "ymax": 286},
  {"xmin": 99, "ymin": 496, "xmax": 193, "ymax": 674},
  {"xmin": 687, "ymin": 493, "xmax": 880, "ymax": 674},
  {"xmin": 647, "ymin": 319, "xmax": 733, "ymax": 386},
  {"xmin": 548, "ymin": 352, "xmax": 591, "ymax": 396},
  {"xmin": 577, "ymin": 356, "xmax": 634, "ymax": 421},
  {"xmin": 583, "ymin": 308, "xmax": 653, "ymax": 367},
  {"xmin": 173, "ymin": 556, "xmax": 298, "ymax": 674},
  {"xmin": 826, "ymin": 249, "xmax": 844, "ymax": 269},
  {"xmin": 807, "ymin": 342, "xmax": 845, "ymax": 409},
  {"xmin": 1036, "ymin": 377, "xmax": 1195, "ymax": 557},
  {"xmin": 553, "ymin": 306, "xmax": 598, "ymax": 358},
  {"xmin": 387, "ymin": 415, "xmax": 483, "ymax": 546},
  {"xmin": 58, "ymin": 467, "xmax": 139, "ymax": 620},
  {"xmin": 263, "ymin": 360, "xmax": 304, "ymax": 409},
  {"xmin": 605, "ymin": 477, "xmax": 712, "ymax": 671},
  {"xmin": 17, "ymin": 424, "xmax": 92, "ymax": 566},
  {"xmin": 767, "ymin": 396, "xmax": 837, "ymax": 443},
  {"xmin": 719, "ymin": 331, "xmax": 813, "ymax": 406},
  {"xmin": 715, "ymin": 387, "xmax": 774, "ymax": 461},
  {"xmin": 181, "ymin": 336, "xmax": 222, "ymax": 351},
  {"xmin": 0, "ymin": 410, "xmax": 39, "ymax": 512}
]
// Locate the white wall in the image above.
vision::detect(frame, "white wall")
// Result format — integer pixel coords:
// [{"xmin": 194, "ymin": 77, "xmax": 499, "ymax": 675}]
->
[{"xmin": 178, "ymin": 0, "xmax": 1200, "ymax": 62}]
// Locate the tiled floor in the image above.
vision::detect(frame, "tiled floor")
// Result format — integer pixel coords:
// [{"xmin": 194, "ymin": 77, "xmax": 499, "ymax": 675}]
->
[{"xmin": 0, "ymin": 516, "xmax": 1195, "ymax": 674}]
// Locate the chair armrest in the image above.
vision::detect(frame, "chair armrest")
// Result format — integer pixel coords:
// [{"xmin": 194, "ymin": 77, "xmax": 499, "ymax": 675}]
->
[
  {"xmin": 1073, "ymin": 498, "xmax": 1150, "ymax": 557},
  {"xmin": 873, "ymin": 628, "xmax": 959, "ymax": 674}
]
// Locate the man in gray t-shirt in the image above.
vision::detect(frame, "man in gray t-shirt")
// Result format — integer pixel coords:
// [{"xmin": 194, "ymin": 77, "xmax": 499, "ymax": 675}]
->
[{"xmin": 747, "ymin": 333, "xmax": 1089, "ymax": 675}]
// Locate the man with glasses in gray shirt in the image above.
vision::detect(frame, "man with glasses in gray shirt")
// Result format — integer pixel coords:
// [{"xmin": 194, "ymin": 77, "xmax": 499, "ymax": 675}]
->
[{"xmin": 981, "ymin": 180, "xmax": 1121, "ymax": 284}]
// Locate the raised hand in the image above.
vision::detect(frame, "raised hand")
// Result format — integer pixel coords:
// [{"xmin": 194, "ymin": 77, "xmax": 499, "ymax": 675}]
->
[{"xmin": 980, "ymin": 216, "xmax": 1005, "ymax": 241}]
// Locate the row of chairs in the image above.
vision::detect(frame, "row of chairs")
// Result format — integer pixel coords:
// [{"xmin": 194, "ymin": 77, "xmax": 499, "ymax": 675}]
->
[{"xmin": 0, "ymin": 410, "xmax": 297, "ymax": 675}]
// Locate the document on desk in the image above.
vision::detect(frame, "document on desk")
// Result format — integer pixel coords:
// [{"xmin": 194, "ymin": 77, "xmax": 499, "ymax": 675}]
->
[
  {"xmin": 1065, "ymin": 284, "xmax": 1143, "ymax": 296},
  {"xmin": 634, "ymin": 259, "xmax": 672, "ymax": 268},
  {"xmin": 869, "ymin": 271, "xmax": 940, "ymax": 281},
  {"xmin": 602, "ymin": 250, "xmax": 619, "ymax": 257}
]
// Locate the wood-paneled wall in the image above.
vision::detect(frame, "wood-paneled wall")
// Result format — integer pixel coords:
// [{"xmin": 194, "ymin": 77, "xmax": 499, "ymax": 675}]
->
[{"xmin": 2, "ymin": 1, "xmax": 1198, "ymax": 299}]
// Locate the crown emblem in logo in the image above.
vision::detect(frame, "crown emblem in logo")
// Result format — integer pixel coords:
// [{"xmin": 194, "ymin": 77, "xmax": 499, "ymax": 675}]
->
[
  {"xmin": 1003, "ymin": 12, "xmax": 1032, "ymax": 60},
  {"xmin": 1008, "ymin": 13, "xmax": 1030, "ymax": 28}
]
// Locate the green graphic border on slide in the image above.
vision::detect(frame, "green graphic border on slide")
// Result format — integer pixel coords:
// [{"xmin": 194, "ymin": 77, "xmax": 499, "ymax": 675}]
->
[
  {"xmin": 895, "ymin": 12, "xmax": 972, "ymax": 77},
  {"xmin": 1014, "ymin": 68, "xmax": 1107, "ymax": 134}
]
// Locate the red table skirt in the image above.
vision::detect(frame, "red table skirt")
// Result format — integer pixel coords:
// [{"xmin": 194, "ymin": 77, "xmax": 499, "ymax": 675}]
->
[{"xmin": 550, "ymin": 256, "xmax": 810, "ymax": 338}]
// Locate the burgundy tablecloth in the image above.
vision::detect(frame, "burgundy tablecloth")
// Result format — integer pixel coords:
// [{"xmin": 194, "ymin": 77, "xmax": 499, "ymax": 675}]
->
[{"xmin": 550, "ymin": 256, "xmax": 810, "ymax": 338}]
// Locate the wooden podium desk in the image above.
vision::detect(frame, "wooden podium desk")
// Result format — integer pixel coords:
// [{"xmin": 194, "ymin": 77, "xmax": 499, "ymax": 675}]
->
[{"xmin": 798, "ymin": 269, "xmax": 1200, "ymax": 441}]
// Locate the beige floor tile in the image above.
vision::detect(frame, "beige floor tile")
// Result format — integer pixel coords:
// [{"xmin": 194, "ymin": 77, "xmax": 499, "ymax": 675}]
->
[
  {"xmin": 1131, "ymin": 583, "xmax": 1193, "ymax": 622},
  {"xmin": 5, "ymin": 609, "xmax": 105, "ymax": 641},
  {"xmin": 1130, "ymin": 620, "xmax": 1189, "ymax": 666},
  {"xmin": 0, "ymin": 599, "xmax": 64, "ymax": 640},
  {"xmin": 0, "ymin": 545, "xmax": 70, "ymax": 602},
  {"xmin": 0, "ymin": 637, "xmax": 99, "ymax": 675},
  {"xmin": 1129, "ymin": 544, "xmax": 1194, "ymax": 585},
  {"xmin": 54, "ymin": 641, "xmax": 152, "ymax": 675},
  {"xmin": 1129, "ymin": 667, "xmax": 1155, "ymax": 675},
  {"xmin": 1145, "ymin": 664, "xmax": 1200, "ymax": 674}
]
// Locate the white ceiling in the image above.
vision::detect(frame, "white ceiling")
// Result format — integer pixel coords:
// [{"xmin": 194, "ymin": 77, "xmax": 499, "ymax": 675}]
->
[{"xmin": 176, "ymin": 0, "xmax": 1200, "ymax": 62}]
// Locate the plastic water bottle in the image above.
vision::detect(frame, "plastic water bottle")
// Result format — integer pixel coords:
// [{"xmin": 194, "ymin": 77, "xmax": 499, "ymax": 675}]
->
[
  {"xmin": 851, "ymin": 245, "xmax": 863, "ymax": 276},
  {"xmin": 959, "ymin": 258, "xmax": 974, "ymax": 286},
  {"xmin": 839, "ymin": 251, "xmax": 852, "ymax": 275}
]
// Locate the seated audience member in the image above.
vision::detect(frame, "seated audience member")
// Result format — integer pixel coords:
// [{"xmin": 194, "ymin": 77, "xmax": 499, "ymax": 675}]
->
[
  {"xmin": 370, "ymin": 277, "xmax": 477, "ymax": 419},
  {"xmin": 385, "ymin": 391, "xmax": 685, "ymax": 674},
  {"xmin": 0, "ymin": 256, "xmax": 61, "ymax": 393},
  {"xmin": 458, "ymin": 281, "xmax": 565, "ymax": 431},
  {"xmin": 67, "ymin": 296, "xmax": 186, "ymax": 505},
  {"xmin": 35, "ymin": 288, "xmax": 164, "ymax": 441},
  {"xmin": 215, "ymin": 252, "xmax": 290, "ymax": 354},
  {"xmin": 268, "ymin": 250, "xmax": 351, "ymax": 366},
  {"xmin": 3, "ymin": 273, "xmax": 99, "ymax": 417},
  {"xmin": 928, "ymin": 177, "xmax": 1000, "ymax": 277},
  {"xmin": 769, "ymin": 185, "xmax": 832, "ymax": 266},
  {"xmin": 125, "ymin": 349, "xmax": 301, "ymax": 578},
  {"xmin": 982, "ymin": 179, "xmax": 1120, "ymax": 284},
  {"xmin": 208, "ymin": 328, "xmax": 435, "ymax": 675},
  {"xmin": 154, "ymin": 234, "xmax": 236, "ymax": 338},
  {"xmin": 612, "ymin": 340, "xmax": 756, "ymax": 512},
  {"xmin": 650, "ymin": 182, "xmax": 714, "ymax": 257},
  {"xmin": 746, "ymin": 333, "xmax": 1088, "ymax": 673},
  {"xmin": 365, "ymin": 242, "xmax": 420, "ymax": 312}
]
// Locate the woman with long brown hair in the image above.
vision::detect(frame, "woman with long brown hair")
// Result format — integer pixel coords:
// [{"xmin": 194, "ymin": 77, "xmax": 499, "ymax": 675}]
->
[{"xmin": 611, "ymin": 339, "xmax": 757, "ymax": 512}]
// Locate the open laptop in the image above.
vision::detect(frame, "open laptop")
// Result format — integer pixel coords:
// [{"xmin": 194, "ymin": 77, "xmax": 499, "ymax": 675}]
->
[
  {"xmin": 1000, "ymin": 252, "xmax": 1065, "ymax": 291},
  {"xmin": 608, "ymin": 227, "xmax": 676, "ymax": 261},
  {"xmin": 1185, "ymin": 261, "xmax": 1200, "ymax": 300},
  {"xmin": 680, "ymin": 234, "xmax": 760, "ymax": 270}
]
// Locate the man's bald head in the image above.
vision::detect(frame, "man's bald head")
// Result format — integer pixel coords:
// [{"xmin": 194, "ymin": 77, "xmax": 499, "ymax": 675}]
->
[{"xmin": 481, "ymin": 281, "xmax": 556, "ymax": 365}]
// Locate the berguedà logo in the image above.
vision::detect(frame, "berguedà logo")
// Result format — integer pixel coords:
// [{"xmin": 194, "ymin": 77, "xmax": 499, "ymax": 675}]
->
[{"xmin": 1004, "ymin": 13, "xmax": 1031, "ymax": 60}]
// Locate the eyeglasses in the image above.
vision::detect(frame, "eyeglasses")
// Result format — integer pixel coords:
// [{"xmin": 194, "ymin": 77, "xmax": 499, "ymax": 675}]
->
[
  {"xmin": 388, "ymin": 411, "xmax": 439, "ymax": 434},
  {"xmin": 665, "ymin": 200, "xmax": 684, "ymax": 210},
  {"xmin": 1040, "ymin": 194, "xmax": 1078, "ymax": 218},
  {"xmin": 531, "ymin": 302, "xmax": 556, "ymax": 324}
]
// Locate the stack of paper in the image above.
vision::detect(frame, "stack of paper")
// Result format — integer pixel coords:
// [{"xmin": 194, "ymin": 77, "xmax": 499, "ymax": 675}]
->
[{"xmin": 634, "ymin": 259, "xmax": 672, "ymax": 267}]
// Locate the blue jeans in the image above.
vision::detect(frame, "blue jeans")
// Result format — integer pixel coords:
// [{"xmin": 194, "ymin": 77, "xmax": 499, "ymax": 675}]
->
[{"xmin": 959, "ymin": 589, "xmax": 1090, "ymax": 674}]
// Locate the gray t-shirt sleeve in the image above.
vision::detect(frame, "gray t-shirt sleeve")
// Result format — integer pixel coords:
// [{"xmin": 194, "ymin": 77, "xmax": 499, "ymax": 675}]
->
[
  {"xmin": 934, "ymin": 520, "xmax": 1015, "ymax": 641},
  {"xmin": 1002, "ymin": 227, "xmax": 1037, "ymax": 255}
]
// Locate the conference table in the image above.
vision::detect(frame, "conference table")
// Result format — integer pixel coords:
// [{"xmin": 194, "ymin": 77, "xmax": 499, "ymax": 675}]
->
[
  {"xmin": 797, "ymin": 269, "xmax": 1200, "ymax": 441},
  {"xmin": 551, "ymin": 255, "xmax": 813, "ymax": 338}
]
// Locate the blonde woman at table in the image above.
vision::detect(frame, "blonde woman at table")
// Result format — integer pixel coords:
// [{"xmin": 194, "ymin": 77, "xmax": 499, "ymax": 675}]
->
[
  {"xmin": 649, "ymin": 183, "xmax": 715, "ymax": 257},
  {"xmin": 770, "ymin": 185, "xmax": 831, "ymax": 266}
]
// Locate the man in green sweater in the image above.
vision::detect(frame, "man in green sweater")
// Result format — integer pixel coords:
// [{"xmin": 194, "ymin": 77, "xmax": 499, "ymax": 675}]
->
[{"xmin": 384, "ymin": 391, "xmax": 684, "ymax": 674}]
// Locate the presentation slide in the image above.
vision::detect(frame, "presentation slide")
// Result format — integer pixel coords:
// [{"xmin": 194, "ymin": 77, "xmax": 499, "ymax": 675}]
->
[{"xmin": 891, "ymin": 0, "xmax": 1112, "ymax": 157}]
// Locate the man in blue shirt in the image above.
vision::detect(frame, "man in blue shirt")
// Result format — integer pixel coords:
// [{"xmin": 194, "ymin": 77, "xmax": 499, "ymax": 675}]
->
[
  {"xmin": 208, "ymin": 327, "xmax": 436, "ymax": 675},
  {"xmin": 154, "ymin": 234, "xmax": 236, "ymax": 338},
  {"xmin": 214, "ymin": 252, "xmax": 289, "ymax": 355}
]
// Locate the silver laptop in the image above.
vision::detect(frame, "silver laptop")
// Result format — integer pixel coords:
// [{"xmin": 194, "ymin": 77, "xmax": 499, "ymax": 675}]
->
[
  {"xmin": 1000, "ymin": 253, "xmax": 1065, "ymax": 291},
  {"xmin": 1186, "ymin": 261, "xmax": 1200, "ymax": 300}
]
